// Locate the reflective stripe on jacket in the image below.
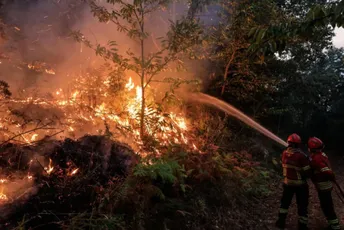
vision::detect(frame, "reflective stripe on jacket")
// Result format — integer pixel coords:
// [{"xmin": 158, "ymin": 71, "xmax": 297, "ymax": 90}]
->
[{"xmin": 310, "ymin": 152, "xmax": 334, "ymax": 191}]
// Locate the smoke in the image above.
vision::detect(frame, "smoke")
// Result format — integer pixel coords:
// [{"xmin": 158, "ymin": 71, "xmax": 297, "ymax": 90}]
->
[
  {"xmin": 0, "ymin": 0, "xmax": 222, "ymax": 218},
  {"xmin": 0, "ymin": 0, "xmax": 86, "ymax": 91},
  {"xmin": 0, "ymin": 0, "xmax": 219, "ymax": 96},
  {"xmin": 0, "ymin": 0, "xmax": 221, "ymax": 148},
  {"xmin": 0, "ymin": 1, "xmax": 173, "ymax": 92}
]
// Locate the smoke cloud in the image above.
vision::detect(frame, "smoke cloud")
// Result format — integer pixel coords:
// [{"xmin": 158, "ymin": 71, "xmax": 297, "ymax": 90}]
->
[{"xmin": 0, "ymin": 0, "xmax": 215, "ymax": 96}]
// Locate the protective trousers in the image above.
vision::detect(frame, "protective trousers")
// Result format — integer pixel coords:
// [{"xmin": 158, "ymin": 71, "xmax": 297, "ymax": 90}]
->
[
  {"xmin": 318, "ymin": 191, "xmax": 341, "ymax": 230},
  {"xmin": 276, "ymin": 184, "xmax": 309, "ymax": 229}
]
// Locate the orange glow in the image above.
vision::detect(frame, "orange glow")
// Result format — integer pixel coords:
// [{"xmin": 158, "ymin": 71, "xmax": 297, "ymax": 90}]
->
[
  {"xmin": 0, "ymin": 74, "xmax": 199, "ymax": 153},
  {"xmin": 0, "ymin": 193, "xmax": 8, "ymax": 201},
  {"xmin": 68, "ymin": 168, "xmax": 79, "ymax": 176},
  {"xmin": 31, "ymin": 134, "xmax": 38, "ymax": 142},
  {"xmin": 0, "ymin": 187, "xmax": 7, "ymax": 201},
  {"xmin": 44, "ymin": 158, "xmax": 54, "ymax": 175}
]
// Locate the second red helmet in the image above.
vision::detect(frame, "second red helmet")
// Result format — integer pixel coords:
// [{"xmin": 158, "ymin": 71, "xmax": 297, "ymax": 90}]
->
[{"xmin": 308, "ymin": 137, "xmax": 324, "ymax": 149}]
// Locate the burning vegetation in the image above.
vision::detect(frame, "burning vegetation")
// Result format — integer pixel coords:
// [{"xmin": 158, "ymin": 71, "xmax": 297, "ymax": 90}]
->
[
  {"xmin": 0, "ymin": 71, "xmax": 198, "ymax": 151},
  {"xmin": 0, "ymin": 63, "xmax": 204, "ymax": 227},
  {"xmin": 3, "ymin": 0, "xmax": 343, "ymax": 229},
  {"xmin": 0, "ymin": 55, "xmax": 271, "ymax": 228}
]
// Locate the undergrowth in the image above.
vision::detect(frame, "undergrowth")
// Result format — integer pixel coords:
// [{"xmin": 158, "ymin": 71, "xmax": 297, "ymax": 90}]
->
[
  {"xmin": 67, "ymin": 148, "xmax": 277, "ymax": 230},
  {"xmin": 9, "ymin": 146, "xmax": 278, "ymax": 230},
  {"xmin": 8, "ymin": 113, "xmax": 280, "ymax": 230}
]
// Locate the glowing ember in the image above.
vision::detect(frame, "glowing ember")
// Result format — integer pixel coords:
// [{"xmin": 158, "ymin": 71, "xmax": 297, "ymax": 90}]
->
[
  {"xmin": 31, "ymin": 134, "xmax": 38, "ymax": 142},
  {"xmin": 0, "ymin": 179, "xmax": 7, "ymax": 183},
  {"xmin": 45, "ymin": 69, "xmax": 56, "ymax": 75},
  {"xmin": 0, "ymin": 193, "xmax": 8, "ymax": 201},
  {"xmin": 69, "ymin": 168, "xmax": 79, "ymax": 176},
  {"xmin": 193, "ymin": 144, "xmax": 198, "ymax": 150},
  {"xmin": 72, "ymin": 91, "xmax": 79, "ymax": 100},
  {"xmin": 0, "ymin": 186, "xmax": 7, "ymax": 201},
  {"xmin": 44, "ymin": 158, "xmax": 54, "ymax": 174}
]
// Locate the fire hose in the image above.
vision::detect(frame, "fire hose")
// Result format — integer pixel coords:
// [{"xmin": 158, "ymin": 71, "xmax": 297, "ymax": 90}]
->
[
  {"xmin": 334, "ymin": 180, "xmax": 344, "ymax": 204},
  {"xmin": 320, "ymin": 160, "xmax": 344, "ymax": 204},
  {"xmin": 333, "ymin": 181, "xmax": 344, "ymax": 204}
]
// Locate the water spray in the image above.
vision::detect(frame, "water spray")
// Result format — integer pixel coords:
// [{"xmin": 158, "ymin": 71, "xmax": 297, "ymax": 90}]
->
[{"xmin": 187, "ymin": 93, "xmax": 288, "ymax": 147}]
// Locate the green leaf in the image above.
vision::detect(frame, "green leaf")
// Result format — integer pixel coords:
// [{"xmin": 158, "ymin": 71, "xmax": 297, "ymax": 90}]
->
[
  {"xmin": 256, "ymin": 28, "xmax": 267, "ymax": 43},
  {"xmin": 248, "ymin": 27, "xmax": 257, "ymax": 38}
]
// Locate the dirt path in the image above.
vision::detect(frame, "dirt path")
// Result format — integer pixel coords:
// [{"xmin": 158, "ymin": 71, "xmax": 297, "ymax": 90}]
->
[{"xmin": 260, "ymin": 153, "xmax": 344, "ymax": 230}]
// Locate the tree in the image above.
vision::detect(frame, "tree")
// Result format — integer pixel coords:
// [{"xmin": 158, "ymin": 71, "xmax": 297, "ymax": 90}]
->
[
  {"xmin": 249, "ymin": 0, "xmax": 344, "ymax": 54},
  {"xmin": 74, "ymin": 0, "xmax": 202, "ymax": 140},
  {"xmin": 203, "ymin": 0, "xmax": 283, "ymax": 117},
  {"xmin": 200, "ymin": 0, "xmax": 342, "ymax": 147}
]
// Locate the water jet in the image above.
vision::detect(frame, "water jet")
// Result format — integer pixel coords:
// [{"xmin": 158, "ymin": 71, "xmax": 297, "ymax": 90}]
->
[{"xmin": 187, "ymin": 93, "xmax": 288, "ymax": 147}]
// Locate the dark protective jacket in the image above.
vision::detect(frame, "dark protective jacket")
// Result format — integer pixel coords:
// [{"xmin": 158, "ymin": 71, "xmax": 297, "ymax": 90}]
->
[
  {"xmin": 282, "ymin": 147, "xmax": 311, "ymax": 186},
  {"xmin": 310, "ymin": 152, "xmax": 335, "ymax": 191}
]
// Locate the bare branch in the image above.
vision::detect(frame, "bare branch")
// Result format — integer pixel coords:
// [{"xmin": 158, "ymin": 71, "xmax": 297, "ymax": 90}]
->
[{"xmin": 0, "ymin": 122, "xmax": 57, "ymax": 146}]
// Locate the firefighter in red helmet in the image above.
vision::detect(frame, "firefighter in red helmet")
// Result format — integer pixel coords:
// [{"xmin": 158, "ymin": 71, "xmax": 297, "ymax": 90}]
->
[
  {"xmin": 275, "ymin": 133, "xmax": 311, "ymax": 230},
  {"xmin": 308, "ymin": 137, "xmax": 341, "ymax": 230}
]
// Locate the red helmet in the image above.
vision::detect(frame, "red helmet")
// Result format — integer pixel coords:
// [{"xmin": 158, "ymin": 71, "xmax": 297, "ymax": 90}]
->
[
  {"xmin": 308, "ymin": 137, "xmax": 324, "ymax": 149},
  {"xmin": 287, "ymin": 133, "xmax": 302, "ymax": 144}
]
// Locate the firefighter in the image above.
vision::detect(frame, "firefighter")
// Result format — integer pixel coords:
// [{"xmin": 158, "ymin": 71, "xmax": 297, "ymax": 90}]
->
[
  {"xmin": 275, "ymin": 133, "xmax": 311, "ymax": 230},
  {"xmin": 308, "ymin": 137, "xmax": 341, "ymax": 230}
]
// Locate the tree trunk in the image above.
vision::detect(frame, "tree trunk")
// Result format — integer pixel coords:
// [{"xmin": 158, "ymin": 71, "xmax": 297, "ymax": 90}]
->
[
  {"xmin": 140, "ymin": 2, "xmax": 145, "ymax": 140},
  {"xmin": 221, "ymin": 49, "xmax": 236, "ymax": 96},
  {"xmin": 140, "ymin": 71, "xmax": 145, "ymax": 139}
]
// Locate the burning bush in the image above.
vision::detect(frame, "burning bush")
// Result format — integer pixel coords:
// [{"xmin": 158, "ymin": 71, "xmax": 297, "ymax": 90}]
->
[{"xmin": 0, "ymin": 67, "xmax": 199, "ymax": 154}]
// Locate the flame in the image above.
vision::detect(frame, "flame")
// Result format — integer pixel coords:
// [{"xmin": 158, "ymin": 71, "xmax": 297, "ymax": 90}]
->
[
  {"xmin": 0, "ymin": 187, "xmax": 7, "ymax": 201},
  {"xmin": 125, "ymin": 77, "xmax": 135, "ymax": 91},
  {"xmin": 44, "ymin": 158, "xmax": 54, "ymax": 174},
  {"xmin": 31, "ymin": 134, "xmax": 38, "ymax": 142},
  {"xmin": 68, "ymin": 168, "xmax": 79, "ymax": 176},
  {"xmin": 71, "ymin": 168, "xmax": 79, "ymax": 175},
  {"xmin": 82, "ymin": 76, "xmax": 197, "ymax": 148},
  {"xmin": 193, "ymin": 143, "xmax": 198, "ymax": 150},
  {"xmin": 135, "ymin": 86, "xmax": 142, "ymax": 101},
  {"xmin": 0, "ymin": 193, "xmax": 8, "ymax": 201},
  {"xmin": 0, "ymin": 74, "xmax": 199, "ymax": 154},
  {"xmin": 72, "ymin": 91, "xmax": 79, "ymax": 100},
  {"xmin": 0, "ymin": 179, "xmax": 7, "ymax": 184},
  {"xmin": 45, "ymin": 69, "xmax": 55, "ymax": 75}
]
